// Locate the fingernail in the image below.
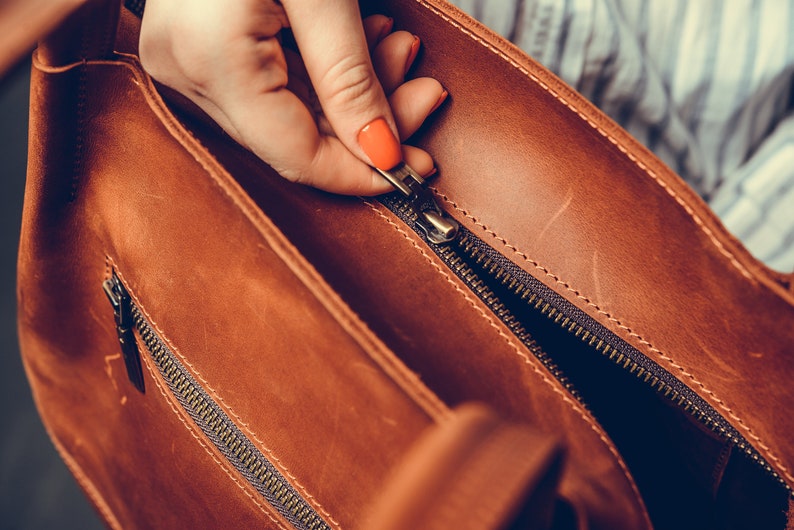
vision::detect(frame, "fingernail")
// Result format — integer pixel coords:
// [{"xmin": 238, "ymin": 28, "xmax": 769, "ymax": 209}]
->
[
  {"xmin": 405, "ymin": 36, "xmax": 420, "ymax": 74},
  {"xmin": 424, "ymin": 167, "xmax": 438, "ymax": 178},
  {"xmin": 377, "ymin": 18, "xmax": 394, "ymax": 44},
  {"xmin": 430, "ymin": 90, "xmax": 448, "ymax": 114},
  {"xmin": 358, "ymin": 117, "xmax": 402, "ymax": 170}
]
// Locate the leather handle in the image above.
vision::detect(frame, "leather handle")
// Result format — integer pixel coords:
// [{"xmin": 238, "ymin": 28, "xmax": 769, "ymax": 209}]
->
[
  {"xmin": 36, "ymin": 0, "xmax": 119, "ymax": 67},
  {"xmin": 0, "ymin": 0, "xmax": 87, "ymax": 76},
  {"xmin": 361, "ymin": 403, "xmax": 566, "ymax": 530}
]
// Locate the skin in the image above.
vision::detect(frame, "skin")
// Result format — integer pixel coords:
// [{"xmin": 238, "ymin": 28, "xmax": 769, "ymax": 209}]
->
[{"xmin": 139, "ymin": 0, "xmax": 446, "ymax": 195}]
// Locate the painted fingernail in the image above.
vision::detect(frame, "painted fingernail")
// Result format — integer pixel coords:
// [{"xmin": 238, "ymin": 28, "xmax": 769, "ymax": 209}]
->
[
  {"xmin": 377, "ymin": 18, "xmax": 394, "ymax": 44},
  {"xmin": 430, "ymin": 90, "xmax": 448, "ymax": 114},
  {"xmin": 405, "ymin": 36, "xmax": 420, "ymax": 74},
  {"xmin": 358, "ymin": 117, "xmax": 402, "ymax": 170}
]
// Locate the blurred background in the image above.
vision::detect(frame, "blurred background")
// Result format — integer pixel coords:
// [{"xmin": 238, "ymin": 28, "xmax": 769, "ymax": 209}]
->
[{"xmin": 0, "ymin": 58, "xmax": 103, "ymax": 529}]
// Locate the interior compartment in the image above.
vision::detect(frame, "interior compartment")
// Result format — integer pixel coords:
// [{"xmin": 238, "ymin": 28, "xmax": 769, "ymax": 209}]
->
[{"xmin": 474, "ymin": 247, "xmax": 790, "ymax": 529}]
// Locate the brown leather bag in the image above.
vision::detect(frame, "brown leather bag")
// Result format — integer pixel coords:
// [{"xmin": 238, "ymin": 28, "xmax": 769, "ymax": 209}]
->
[{"xmin": 18, "ymin": 0, "xmax": 794, "ymax": 528}]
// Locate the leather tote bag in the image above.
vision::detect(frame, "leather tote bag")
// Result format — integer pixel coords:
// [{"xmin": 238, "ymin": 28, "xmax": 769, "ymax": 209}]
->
[{"xmin": 18, "ymin": 0, "xmax": 794, "ymax": 528}]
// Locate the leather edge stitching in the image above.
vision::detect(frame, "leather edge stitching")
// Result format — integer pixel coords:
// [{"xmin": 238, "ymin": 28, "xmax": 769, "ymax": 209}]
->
[
  {"xmin": 109, "ymin": 259, "xmax": 343, "ymax": 529},
  {"xmin": 413, "ymin": 0, "xmax": 754, "ymax": 283},
  {"xmin": 46, "ymin": 434, "xmax": 124, "ymax": 530},
  {"xmin": 141, "ymin": 353, "xmax": 291, "ymax": 530},
  {"xmin": 362, "ymin": 200, "xmax": 651, "ymax": 518},
  {"xmin": 428, "ymin": 193, "xmax": 794, "ymax": 483}
]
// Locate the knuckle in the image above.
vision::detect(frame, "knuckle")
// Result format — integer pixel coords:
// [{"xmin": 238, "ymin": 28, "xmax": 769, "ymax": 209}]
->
[{"xmin": 319, "ymin": 56, "xmax": 377, "ymax": 111}]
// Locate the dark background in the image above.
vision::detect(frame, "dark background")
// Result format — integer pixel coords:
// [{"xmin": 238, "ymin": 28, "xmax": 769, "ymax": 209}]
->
[{"xmin": 0, "ymin": 59, "xmax": 103, "ymax": 529}]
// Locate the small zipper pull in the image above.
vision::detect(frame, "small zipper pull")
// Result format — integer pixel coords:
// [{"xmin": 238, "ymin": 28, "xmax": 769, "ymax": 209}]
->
[
  {"xmin": 375, "ymin": 162, "xmax": 459, "ymax": 244},
  {"xmin": 102, "ymin": 275, "xmax": 145, "ymax": 393}
]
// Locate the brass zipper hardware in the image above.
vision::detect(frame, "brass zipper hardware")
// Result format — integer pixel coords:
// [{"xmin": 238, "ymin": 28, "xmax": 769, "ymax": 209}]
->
[
  {"xmin": 103, "ymin": 272, "xmax": 332, "ymax": 530},
  {"xmin": 435, "ymin": 232, "xmax": 582, "ymax": 400},
  {"xmin": 381, "ymin": 195, "xmax": 789, "ymax": 494},
  {"xmin": 103, "ymin": 275, "xmax": 145, "ymax": 393},
  {"xmin": 375, "ymin": 162, "xmax": 459, "ymax": 244}
]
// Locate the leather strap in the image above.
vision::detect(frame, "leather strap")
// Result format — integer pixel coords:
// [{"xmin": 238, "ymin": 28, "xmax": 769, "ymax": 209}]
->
[
  {"xmin": 362, "ymin": 404, "xmax": 566, "ymax": 530},
  {"xmin": 0, "ymin": 0, "xmax": 86, "ymax": 76},
  {"xmin": 36, "ymin": 0, "xmax": 119, "ymax": 67}
]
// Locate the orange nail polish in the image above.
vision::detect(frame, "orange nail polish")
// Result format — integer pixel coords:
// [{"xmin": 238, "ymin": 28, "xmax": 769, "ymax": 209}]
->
[
  {"xmin": 405, "ymin": 36, "xmax": 420, "ymax": 73},
  {"xmin": 358, "ymin": 118, "xmax": 402, "ymax": 170},
  {"xmin": 430, "ymin": 90, "xmax": 448, "ymax": 114}
]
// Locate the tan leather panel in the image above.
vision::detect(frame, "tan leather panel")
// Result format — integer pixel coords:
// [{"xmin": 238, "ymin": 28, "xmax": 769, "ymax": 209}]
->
[
  {"xmin": 188, "ymin": 87, "xmax": 650, "ymax": 529},
  {"xmin": 20, "ymin": 53, "xmax": 448, "ymax": 528},
  {"xmin": 19, "ymin": 0, "xmax": 792, "ymax": 528},
  {"xmin": 377, "ymin": 0, "xmax": 794, "ymax": 490}
]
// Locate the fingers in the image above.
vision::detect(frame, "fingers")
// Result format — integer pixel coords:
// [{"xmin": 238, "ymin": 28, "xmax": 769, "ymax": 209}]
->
[
  {"xmin": 363, "ymin": 15, "xmax": 394, "ymax": 50},
  {"xmin": 403, "ymin": 145, "xmax": 435, "ymax": 177},
  {"xmin": 369, "ymin": 30, "xmax": 447, "ymax": 151},
  {"xmin": 372, "ymin": 31, "xmax": 419, "ymax": 94},
  {"xmin": 139, "ymin": 0, "xmax": 447, "ymax": 196},
  {"xmin": 283, "ymin": 0, "xmax": 400, "ymax": 168},
  {"xmin": 390, "ymin": 78, "xmax": 447, "ymax": 139}
]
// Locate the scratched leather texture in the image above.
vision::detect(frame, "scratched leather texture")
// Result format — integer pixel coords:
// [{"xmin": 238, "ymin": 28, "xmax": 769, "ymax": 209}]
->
[{"xmin": 17, "ymin": 1, "xmax": 794, "ymax": 529}]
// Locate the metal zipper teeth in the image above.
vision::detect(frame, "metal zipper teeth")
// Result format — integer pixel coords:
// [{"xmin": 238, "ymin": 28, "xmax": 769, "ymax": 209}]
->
[
  {"xmin": 129, "ymin": 304, "xmax": 332, "ymax": 530},
  {"xmin": 434, "ymin": 232, "xmax": 585, "ymax": 404},
  {"xmin": 380, "ymin": 194, "xmax": 788, "ymax": 493}
]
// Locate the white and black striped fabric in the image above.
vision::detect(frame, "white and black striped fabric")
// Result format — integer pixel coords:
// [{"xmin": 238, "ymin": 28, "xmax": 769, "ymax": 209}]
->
[{"xmin": 453, "ymin": 0, "xmax": 794, "ymax": 271}]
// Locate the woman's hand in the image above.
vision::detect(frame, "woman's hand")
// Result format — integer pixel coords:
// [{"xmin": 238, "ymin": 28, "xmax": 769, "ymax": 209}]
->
[{"xmin": 139, "ymin": 0, "xmax": 447, "ymax": 195}]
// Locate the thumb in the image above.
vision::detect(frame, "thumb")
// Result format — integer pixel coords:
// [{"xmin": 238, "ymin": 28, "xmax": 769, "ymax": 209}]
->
[{"xmin": 283, "ymin": 0, "xmax": 403, "ymax": 171}]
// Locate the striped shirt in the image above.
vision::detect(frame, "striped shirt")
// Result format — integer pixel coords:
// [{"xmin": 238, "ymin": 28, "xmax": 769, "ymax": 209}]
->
[{"xmin": 452, "ymin": 0, "xmax": 794, "ymax": 272}]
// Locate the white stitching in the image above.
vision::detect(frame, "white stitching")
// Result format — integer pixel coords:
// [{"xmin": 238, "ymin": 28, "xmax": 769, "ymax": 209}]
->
[
  {"xmin": 409, "ymin": 0, "xmax": 789, "ymax": 480},
  {"xmin": 111, "ymin": 262, "xmax": 342, "ymax": 528},
  {"xmin": 427, "ymin": 195, "xmax": 793, "ymax": 482},
  {"xmin": 362, "ymin": 201, "xmax": 649, "ymax": 510},
  {"xmin": 411, "ymin": 0, "xmax": 755, "ymax": 282},
  {"xmin": 141, "ymin": 354, "xmax": 290, "ymax": 529}
]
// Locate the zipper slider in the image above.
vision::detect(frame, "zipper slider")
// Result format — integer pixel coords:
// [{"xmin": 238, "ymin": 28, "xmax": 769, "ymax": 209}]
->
[
  {"xmin": 375, "ymin": 162, "xmax": 460, "ymax": 244},
  {"xmin": 102, "ymin": 275, "xmax": 145, "ymax": 393}
]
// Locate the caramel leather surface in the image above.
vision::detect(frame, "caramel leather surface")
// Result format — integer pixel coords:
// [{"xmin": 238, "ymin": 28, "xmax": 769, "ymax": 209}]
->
[
  {"xmin": 385, "ymin": 0, "xmax": 794, "ymax": 495},
  {"xmin": 22, "ymin": 58, "xmax": 449, "ymax": 530},
  {"xmin": 190, "ymin": 105, "xmax": 650, "ymax": 530},
  {"xmin": 18, "ymin": 0, "xmax": 793, "ymax": 529},
  {"xmin": 20, "ymin": 3, "xmax": 453, "ymax": 529}
]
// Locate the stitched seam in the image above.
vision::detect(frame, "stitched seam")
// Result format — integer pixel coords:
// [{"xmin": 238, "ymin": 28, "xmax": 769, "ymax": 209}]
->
[
  {"xmin": 141, "ymin": 355, "xmax": 289, "ymax": 530},
  {"xmin": 109, "ymin": 59, "xmax": 448, "ymax": 423},
  {"xmin": 70, "ymin": 60, "xmax": 88, "ymax": 202},
  {"xmin": 98, "ymin": 3, "xmax": 115, "ymax": 62},
  {"xmin": 316, "ymin": 305, "xmax": 450, "ymax": 422},
  {"xmin": 429, "ymin": 192, "xmax": 793, "ymax": 482},
  {"xmin": 69, "ymin": 5, "xmax": 97, "ymax": 203},
  {"xmin": 100, "ymin": 57, "xmax": 443, "ymax": 516},
  {"xmin": 412, "ymin": 0, "xmax": 753, "ymax": 283},
  {"xmin": 47, "ymin": 435, "xmax": 123, "ymax": 530},
  {"xmin": 362, "ymin": 201, "xmax": 648, "ymax": 509},
  {"xmin": 110, "ymin": 263, "xmax": 342, "ymax": 528}
]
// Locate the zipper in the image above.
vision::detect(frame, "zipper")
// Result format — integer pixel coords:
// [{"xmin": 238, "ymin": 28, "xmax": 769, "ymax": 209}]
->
[
  {"xmin": 103, "ymin": 276, "xmax": 145, "ymax": 393},
  {"xmin": 374, "ymin": 162, "xmax": 459, "ymax": 244},
  {"xmin": 379, "ymin": 191, "xmax": 789, "ymax": 493},
  {"xmin": 103, "ymin": 272, "xmax": 332, "ymax": 530}
]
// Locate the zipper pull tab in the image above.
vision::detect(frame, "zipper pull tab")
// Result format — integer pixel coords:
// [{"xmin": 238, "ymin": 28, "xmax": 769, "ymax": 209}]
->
[
  {"xmin": 102, "ymin": 275, "xmax": 145, "ymax": 393},
  {"xmin": 375, "ymin": 162, "xmax": 460, "ymax": 244}
]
